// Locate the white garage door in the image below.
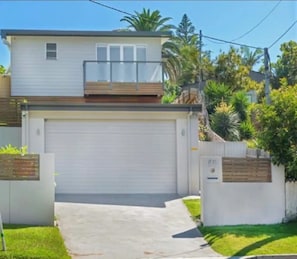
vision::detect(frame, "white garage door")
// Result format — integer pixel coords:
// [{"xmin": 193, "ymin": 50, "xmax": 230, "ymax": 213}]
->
[{"xmin": 45, "ymin": 120, "xmax": 177, "ymax": 194}]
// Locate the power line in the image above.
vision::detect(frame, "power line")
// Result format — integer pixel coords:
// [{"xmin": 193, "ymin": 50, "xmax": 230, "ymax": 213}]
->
[
  {"xmin": 268, "ymin": 20, "xmax": 297, "ymax": 49},
  {"xmin": 203, "ymin": 34, "xmax": 262, "ymax": 50},
  {"xmin": 205, "ymin": 38, "xmax": 225, "ymax": 45},
  {"xmin": 90, "ymin": 0, "xmax": 264, "ymax": 51},
  {"xmin": 232, "ymin": 0, "xmax": 282, "ymax": 41},
  {"xmin": 89, "ymin": 0, "xmax": 133, "ymax": 17}
]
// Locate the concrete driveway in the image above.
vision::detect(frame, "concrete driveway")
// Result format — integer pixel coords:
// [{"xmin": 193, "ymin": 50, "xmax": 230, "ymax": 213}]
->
[{"xmin": 55, "ymin": 194, "xmax": 220, "ymax": 259}]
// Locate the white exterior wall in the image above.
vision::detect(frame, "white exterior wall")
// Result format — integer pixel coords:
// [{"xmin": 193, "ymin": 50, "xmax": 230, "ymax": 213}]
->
[
  {"xmin": 286, "ymin": 182, "xmax": 297, "ymax": 220},
  {"xmin": 0, "ymin": 153, "xmax": 55, "ymax": 226},
  {"xmin": 0, "ymin": 127, "xmax": 21, "ymax": 147},
  {"xmin": 199, "ymin": 141, "xmax": 247, "ymax": 157},
  {"xmin": 199, "ymin": 142, "xmax": 286, "ymax": 226},
  {"xmin": 22, "ymin": 110, "xmax": 198, "ymax": 195},
  {"xmin": 11, "ymin": 36, "xmax": 162, "ymax": 96}
]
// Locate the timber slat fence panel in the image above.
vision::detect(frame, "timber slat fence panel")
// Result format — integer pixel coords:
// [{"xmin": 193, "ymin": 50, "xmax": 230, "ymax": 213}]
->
[
  {"xmin": 223, "ymin": 157, "xmax": 271, "ymax": 182},
  {"xmin": 0, "ymin": 98, "xmax": 22, "ymax": 127},
  {"xmin": 0, "ymin": 154, "xmax": 40, "ymax": 180}
]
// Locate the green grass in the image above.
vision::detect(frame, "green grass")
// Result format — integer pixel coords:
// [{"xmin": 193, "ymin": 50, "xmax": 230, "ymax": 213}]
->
[
  {"xmin": 0, "ymin": 224, "xmax": 70, "ymax": 259},
  {"xmin": 183, "ymin": 198, "xmax": 297, "ymax": 256},
  {"xmin": 183, "ymin": 198, "xmax": 201, "ymax": 221}
]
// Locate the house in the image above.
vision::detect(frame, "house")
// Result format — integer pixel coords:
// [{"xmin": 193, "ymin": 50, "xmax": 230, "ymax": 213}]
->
[
  {"xmin": 1, "ymin": 29, "xmax": 170, "ymax": 103},
  {"xmin": 1, "ymin": 29, "xmax": 201, "ymax": 195}
]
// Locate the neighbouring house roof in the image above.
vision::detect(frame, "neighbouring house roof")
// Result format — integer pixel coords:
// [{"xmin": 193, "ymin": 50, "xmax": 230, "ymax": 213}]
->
[
  {"xmin": 1, "ymin": 29, "xmax": 171, "ymax": 40},
  {"xmin": 21, "ymin": 102, "xmax": 202, "ymax": 112},
  {"xmin": 249, "ymin": 70, "xmax": 265, "ymax": 83}
]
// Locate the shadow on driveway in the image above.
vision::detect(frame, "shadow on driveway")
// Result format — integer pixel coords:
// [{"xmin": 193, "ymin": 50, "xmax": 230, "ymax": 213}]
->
[
  {"xmin": 55, "ymin": 193, "xmax": 181, "ymax": 208},
  {"xmin": 172, "ymin": 227, "xmax": 203, "ymax": 238}
]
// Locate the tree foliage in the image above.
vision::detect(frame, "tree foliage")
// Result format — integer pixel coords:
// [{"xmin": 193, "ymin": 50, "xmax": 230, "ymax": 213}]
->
[
  {"xmin": 257, "ymin": 84, "xmax": 297, "ymax": 181},
  {"xmin": 120, "ymin": 8, "xmax": 175, "ymax": 32},
  {"xmin": 230, "ymin": 91, "xmax": 249, "ymax": 121},
  {"xmin": 120, "ymin": 8, "xmax": 180, "ymax": 83},
  {"xmin": 175, "ymin": 14, "xmax": 198, "ymax": 46},
  {"xmin": 271, "ymin": 41, "xmax": 297, "ymax": 89},
  {"xmin": 204, "ymin": 81, "xmax": 231, "ymax": 115},
  {"xmin": 177, "ymin": 45, "xmax": 200, "ymax": 85},
  {"xmin": 0, "ymin": 65, "xmax": 5, "ymax": 74},
  {"xmin": 213, "ymin": 47, "xmax": 251, "ymax": 92},
  {"xmin": 240, "ymin": 46, "xmax": 263, "ymax": 70},
  {"xmin": 161, "ymin": 81, "xmax": 181, "ymax": 103}
]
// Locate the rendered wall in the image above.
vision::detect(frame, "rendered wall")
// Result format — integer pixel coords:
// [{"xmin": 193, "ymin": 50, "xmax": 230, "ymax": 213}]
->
[
  {"xmin": 23, "ymin": 110, "xmax": 199, "ymax": 195},
  {"xmin": 0, "ymin": 153, "xmax": 55, "ymax": 226},
  {"xmin": 200, "ymin": 142, "xmax": 285, "ymax": 226},
  {"xmin": 286, "ymin": 182, "xmax": 297, "ymax": 220}
]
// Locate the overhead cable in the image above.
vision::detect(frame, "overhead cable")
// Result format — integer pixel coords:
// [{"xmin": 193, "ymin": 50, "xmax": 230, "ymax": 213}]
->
[
  {"xmin": 268, "ymin": 20, "xmax": 297, "ymax": 49},
  {"xmin": 90, "ymin": 0, "xmax": 278, "ymax": 51},
  {"xmin": 203, "ymin": 34, "xmax": 262, "ymax": 50},
  {"xmin": 232, "ymin": 0, "xmax": 282, "ymax": 41},
  {"xmin": 89, "ymin": 0, "xmax": 133, "ymax": 17}
]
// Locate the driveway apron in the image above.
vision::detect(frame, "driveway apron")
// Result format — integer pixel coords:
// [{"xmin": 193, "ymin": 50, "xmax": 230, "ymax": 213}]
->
[{"xmin": 55, "ymin": 194, "xmax": 220, "ymax": 259}]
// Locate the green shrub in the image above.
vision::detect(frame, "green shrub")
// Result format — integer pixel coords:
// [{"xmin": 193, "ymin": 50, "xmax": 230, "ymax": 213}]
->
[
  {"xmin": 230, "ymin": 91, "xmax": 249, "ymax": 121},
  {"xmin": 204, "ymin": 81, "xmax": 231, "ymax": 115},
  {"xmin": 0, "ymin": 144, "xmax": 28, "ymax": 155},
  {"xmin": 239, "ymin": 120, "xmax": 255, "ymax": 140},
  {"xmin": 210, "ymin": 102, "xmax": 240, "ymax": 141}
]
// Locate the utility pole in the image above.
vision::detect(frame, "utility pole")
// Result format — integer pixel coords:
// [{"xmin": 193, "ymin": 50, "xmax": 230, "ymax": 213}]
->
[
  {"xmin": 199, "ymin": 30, "xmax": 203, "ymax": 91},
  {"xmin": 264, "ymin": 47, "xmax": 271, "ymax": 104}
]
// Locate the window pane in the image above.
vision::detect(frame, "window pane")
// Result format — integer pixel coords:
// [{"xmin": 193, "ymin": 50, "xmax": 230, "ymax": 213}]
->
[
  {"xmin": 97, "ymin": 46, "xmax": 107, "ymax": 61},
  {"xmin": 110, "ymin": 46, "xmax": 120, "ymax": 61},
  {"xmin": 123, "ymin": 46, "xmax": 134, "ymax": 61},
  {"xmin": 136, "ymin": 47, "xmax": 146, "ymax": 61},
  {"xmin": 137, "ymin": 47, "xmax": 146, "ymax": 81},
  {"xmin": 46, "ymin": 43, "xmax": 56, "ymax": 51},
  {"xmin": 46, "ymin": 43, "xmax": 57, "ymax": 59},
  {"xmin": 46, "ymin": 51, "xmax": 56, "ymax": 59}
]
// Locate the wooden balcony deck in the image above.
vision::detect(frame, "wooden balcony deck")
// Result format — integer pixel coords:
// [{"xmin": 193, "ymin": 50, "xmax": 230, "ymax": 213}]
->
[{"xmin": 84, "ymin": 82, "xmax": 164, "ymax": 96}]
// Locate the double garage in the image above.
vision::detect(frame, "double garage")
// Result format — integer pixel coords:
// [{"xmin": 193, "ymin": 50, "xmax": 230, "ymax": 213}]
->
[{"xmin": 22, "ymin": 103, "xmax": 201, "ymax": 195}]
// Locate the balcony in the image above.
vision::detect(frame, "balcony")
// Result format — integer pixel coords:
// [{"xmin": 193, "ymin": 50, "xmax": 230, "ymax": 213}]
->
[{"xmin": 83, "ymin": 61, "xmax": 164, "ymax": 96}]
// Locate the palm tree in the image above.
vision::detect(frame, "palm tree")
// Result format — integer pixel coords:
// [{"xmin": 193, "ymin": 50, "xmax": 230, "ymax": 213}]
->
[
  {"xmin": 240, "ymin": 46, "xmax": 263, "ymax": 70},
  {"xmin": 120, "ymin": 8, "xmax": 175, "ymax": 32},
  {"xmin": 120, "ymin": 8, "xmax": 180, "ymax": 82}
]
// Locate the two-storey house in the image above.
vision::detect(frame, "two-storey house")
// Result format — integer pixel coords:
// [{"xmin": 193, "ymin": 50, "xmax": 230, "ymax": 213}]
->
[{"xmin": 0, "ymin": 29, "xmax": 201, "ymax": 195}]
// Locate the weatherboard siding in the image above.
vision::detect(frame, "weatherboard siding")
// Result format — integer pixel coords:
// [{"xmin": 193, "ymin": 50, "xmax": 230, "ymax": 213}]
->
[{"xmin": 10, "ymin": 36, "xmax": 162, "ymax": 96}]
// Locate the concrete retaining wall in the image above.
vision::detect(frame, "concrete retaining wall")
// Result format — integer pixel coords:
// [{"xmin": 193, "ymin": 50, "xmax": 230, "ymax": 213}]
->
[{"xmin": 0, "ymin": 153, "xmax": 55, "ymax": 226}]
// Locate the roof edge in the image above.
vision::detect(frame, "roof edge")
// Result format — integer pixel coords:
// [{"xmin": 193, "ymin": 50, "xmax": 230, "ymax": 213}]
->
[
  {"xmin": 1, "ymin": 29, "xmax": 172, "ymax": 39},
  {"xmin": 21, "ymin": 103, "xmax": 202, "ymax": 112}
]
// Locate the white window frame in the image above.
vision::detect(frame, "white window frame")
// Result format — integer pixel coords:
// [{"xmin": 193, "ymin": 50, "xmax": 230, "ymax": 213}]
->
[
  {"xmin": 46, "ymin": 43, "xmax": 57, "ymax": 60},
  {"xmin": 95, "ymin": 44, "xmax": 147, "ymax": 61}
]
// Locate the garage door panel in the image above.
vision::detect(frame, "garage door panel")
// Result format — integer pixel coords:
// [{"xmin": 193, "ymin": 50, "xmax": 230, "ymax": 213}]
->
[{"xmin": 46, "ymin": 120, "xmax": 176, "ymax": 194}]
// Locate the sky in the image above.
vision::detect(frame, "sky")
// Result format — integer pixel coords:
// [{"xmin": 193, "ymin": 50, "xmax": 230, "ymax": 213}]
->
[{"xmin": 0, "ymin": 0, "xmax": 296, "ymax": 69}]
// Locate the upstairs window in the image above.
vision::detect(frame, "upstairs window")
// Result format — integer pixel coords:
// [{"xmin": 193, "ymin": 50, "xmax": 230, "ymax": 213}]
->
[{"xmin": 46, "ymin": 43, "xmax": 57, "ymax": 60}]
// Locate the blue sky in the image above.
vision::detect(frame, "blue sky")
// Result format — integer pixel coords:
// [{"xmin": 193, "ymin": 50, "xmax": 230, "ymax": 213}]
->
[{"xmin": 0, "ymin": 1, "xmax": 296, "ymax": 68}]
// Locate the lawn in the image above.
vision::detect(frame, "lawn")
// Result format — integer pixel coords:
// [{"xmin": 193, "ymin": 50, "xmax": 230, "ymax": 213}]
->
[
  {"xmin": 182, "ymin": 198, "xmax": 201, "ymax": 222},
  {"xmin": 183, "ymin": 198, "xmax": 297, "ymax": 256},
  {"xmin": 0, "ymin": 224, "xmax": 70, "ymax": 259}
]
